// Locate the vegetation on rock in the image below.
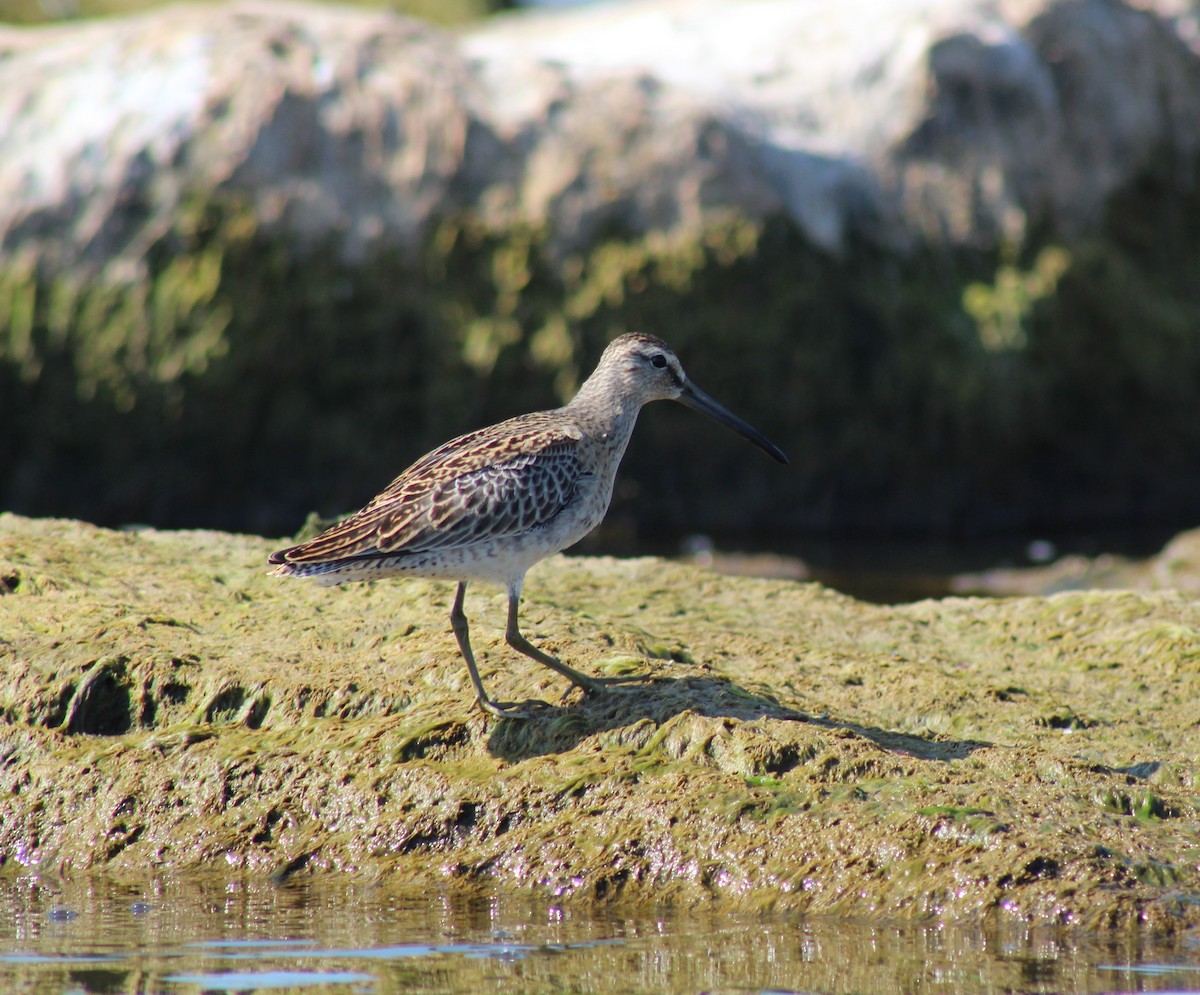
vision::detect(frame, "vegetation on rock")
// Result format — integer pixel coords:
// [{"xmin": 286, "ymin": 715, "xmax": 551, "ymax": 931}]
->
[{"xmin": 3, "ymin": 514, "xmax": 1200, "ymax": 928}]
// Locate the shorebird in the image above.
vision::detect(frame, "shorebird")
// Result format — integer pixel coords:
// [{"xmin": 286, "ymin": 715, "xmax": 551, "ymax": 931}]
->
[{"xmin": 270, "ymin": 333, "xmax": 787, "ymax": 718}]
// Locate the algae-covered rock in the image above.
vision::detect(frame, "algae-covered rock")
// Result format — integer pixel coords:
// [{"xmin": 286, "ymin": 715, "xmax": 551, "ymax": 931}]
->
[{"xmin": 3, "ymin": 513, "xmax": 1200, "ymax": 928}]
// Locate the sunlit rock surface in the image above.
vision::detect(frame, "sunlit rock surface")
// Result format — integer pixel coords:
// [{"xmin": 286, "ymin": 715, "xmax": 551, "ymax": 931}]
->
[
  {"xmin": 2, "ymin": 0, "xmax": 1198, "ymax": 270},
  {"xmin": 466, "ymin": 0, "xmax": 1200, "ymax": 253},
  {"xmin": 0, "ymin": 2, "xmax": 476, "ymax": 273}
]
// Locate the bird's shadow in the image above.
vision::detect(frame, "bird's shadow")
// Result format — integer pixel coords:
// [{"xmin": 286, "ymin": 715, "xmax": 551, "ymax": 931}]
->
[{"xmin": 485, "ymin": 675, "xmax": 988, "ymax": 764}]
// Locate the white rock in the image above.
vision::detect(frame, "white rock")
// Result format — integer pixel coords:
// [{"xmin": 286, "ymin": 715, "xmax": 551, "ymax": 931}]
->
[{"xmin": 1, "ymin": 0, "xmax": 1198, "ymax": 275}]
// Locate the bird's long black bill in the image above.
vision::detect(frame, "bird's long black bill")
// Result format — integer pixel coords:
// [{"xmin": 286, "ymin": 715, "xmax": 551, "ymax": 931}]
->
[{"xmin": 678, "ymin": 381, "xmax": 789, "ymax": 464}]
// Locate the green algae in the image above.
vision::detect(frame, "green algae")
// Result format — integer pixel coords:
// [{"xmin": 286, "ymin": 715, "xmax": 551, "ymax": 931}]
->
[
  {"xmin": 3, "ymin": 514, "xmax": 1200, "ymax": 929},
  {"xmin": 6, "ymin": 168, "xmax": 1200, "ymax": 538}
]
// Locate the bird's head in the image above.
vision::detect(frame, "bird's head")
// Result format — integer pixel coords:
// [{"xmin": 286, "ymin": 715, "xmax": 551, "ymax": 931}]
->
[{"xmin": 592, "ymin": 333, "xmax": 788, "ymax": 464}]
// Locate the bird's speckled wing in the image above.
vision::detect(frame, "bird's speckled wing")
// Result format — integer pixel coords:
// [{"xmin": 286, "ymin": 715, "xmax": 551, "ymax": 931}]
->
[{"xmin": 272, "ymin": 415, "xmax": 586, "ymax": 565}]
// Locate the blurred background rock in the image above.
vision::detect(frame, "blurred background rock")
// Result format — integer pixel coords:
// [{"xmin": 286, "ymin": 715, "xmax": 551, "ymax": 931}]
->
[
  {"xmin": 1, "ymin": 0, "xmax": 1199, "ymax": 572},
  {"xmin": 0, "ymin": 0, "xmax": 516, "ymax": 27}
]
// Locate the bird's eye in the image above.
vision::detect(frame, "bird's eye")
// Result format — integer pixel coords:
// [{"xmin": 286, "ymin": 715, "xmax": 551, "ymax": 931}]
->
[{"xmin": 649, "ymin": 353, "xmax": 668, "ymax": 369}]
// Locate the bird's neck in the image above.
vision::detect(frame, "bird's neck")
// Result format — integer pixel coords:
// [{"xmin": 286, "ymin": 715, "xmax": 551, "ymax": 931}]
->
[{"xmin": 564, "ymin": 366, "xmax": 644, "ymax": 452}]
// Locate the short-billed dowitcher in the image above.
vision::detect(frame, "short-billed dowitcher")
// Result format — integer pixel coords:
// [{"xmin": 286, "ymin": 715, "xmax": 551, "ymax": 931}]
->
[{"xmin": 270, "ymin": 333, "xmax": 787, "ymax": 718}]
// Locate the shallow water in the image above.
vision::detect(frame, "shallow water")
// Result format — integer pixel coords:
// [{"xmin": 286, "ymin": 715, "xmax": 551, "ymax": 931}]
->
[{"xmin": 2, "ymin": 874, "xmax": 1200, "ymax": 994}]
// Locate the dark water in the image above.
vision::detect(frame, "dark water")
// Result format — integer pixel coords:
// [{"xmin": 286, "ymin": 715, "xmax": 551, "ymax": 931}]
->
[
  {"xmin": 3, "ymin": 873, "xmax": 1200, "ymax": 994},
  {"xmin": 631, "ymin": 525, "xmax": 1183, "ymax": 604}
]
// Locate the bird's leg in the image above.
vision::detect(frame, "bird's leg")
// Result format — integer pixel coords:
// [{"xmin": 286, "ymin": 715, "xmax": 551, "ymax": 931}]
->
[
  {"xmin": 504, "ymin": 591, "xmax": 652, "ymax": 693},
  {"xmin": 450, "ymin": 582, "xmax": 545, "ymax": 719}
]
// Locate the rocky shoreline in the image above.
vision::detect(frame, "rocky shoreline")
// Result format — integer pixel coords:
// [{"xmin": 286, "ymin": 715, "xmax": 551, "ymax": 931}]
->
[{"xmin": 3, "ymin": 512, "xmax": 1199, "ymax": 929}]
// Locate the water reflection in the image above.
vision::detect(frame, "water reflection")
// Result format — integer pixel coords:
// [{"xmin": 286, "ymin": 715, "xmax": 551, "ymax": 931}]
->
[{"xmin": 0, "ymin": 872, "xmax": 1198, "ymax": 993}]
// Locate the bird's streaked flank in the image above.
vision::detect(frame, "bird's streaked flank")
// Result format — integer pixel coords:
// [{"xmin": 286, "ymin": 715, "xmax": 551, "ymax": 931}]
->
[{"xmin": 270, "ymin": 333, "xmax": 788, "ymax": 718}]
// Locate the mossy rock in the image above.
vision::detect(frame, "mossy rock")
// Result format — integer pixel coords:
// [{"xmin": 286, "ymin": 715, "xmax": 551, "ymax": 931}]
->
[
  {"xmin": 3, "ymin": 513, "xmax": 1200, "ymax": 928},
  {"xmin": 4, "ymin": 168, "xmax": 1200, "ymax": 539}
]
